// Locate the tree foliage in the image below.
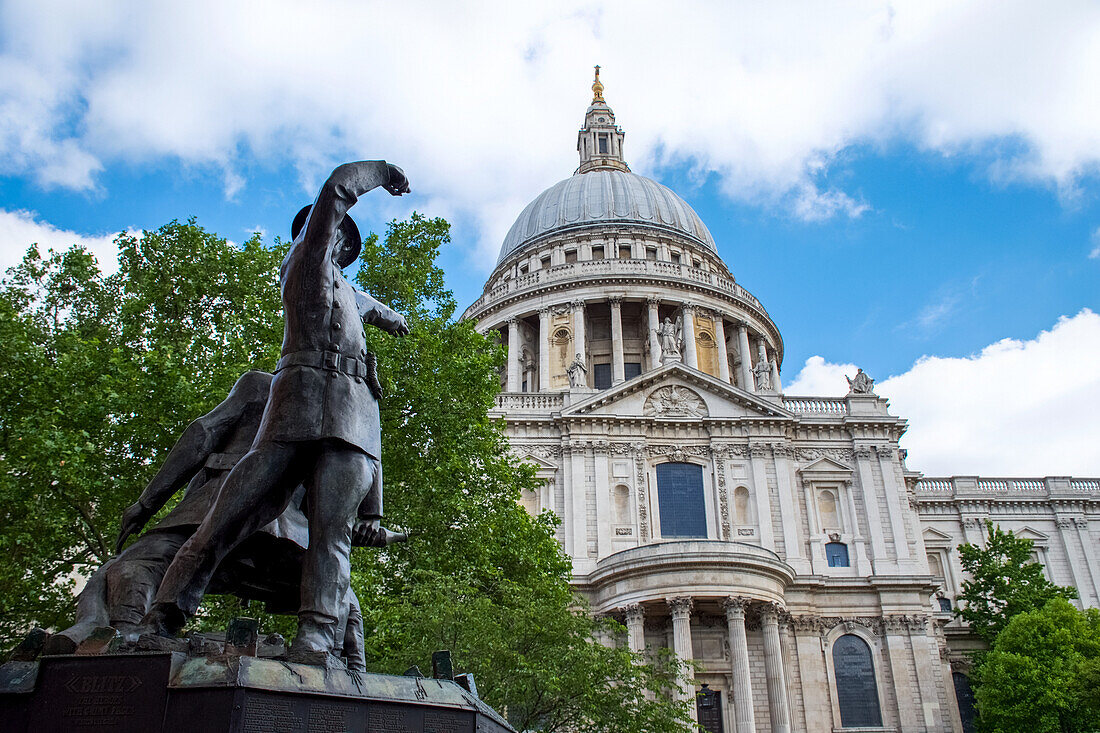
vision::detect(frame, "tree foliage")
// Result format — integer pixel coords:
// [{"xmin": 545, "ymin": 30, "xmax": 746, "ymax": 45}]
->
[
  {"xmin": 0, "ymin": 214, "xmax": 693, "ymax": 731},
  {"xmin": 955, "ymin": 521, "xmax": 1078, "ymax": 643},
  {"xmin": 972, "ymin": 597, "xmax": 1100, "ymax": 733}
]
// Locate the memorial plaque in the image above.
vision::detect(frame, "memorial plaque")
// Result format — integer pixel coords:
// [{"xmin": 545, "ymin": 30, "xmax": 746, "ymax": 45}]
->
[
  {"xmin": 832, "ymin": 635, "xmax": 883, "ymax": 727},
  {"xmin": 369, "ymin": 702, "xmax": 423, "ymax": 732},
  {"xmin": 424, "ymin": 707, "xmax": 474, "ymax": 733},
  {"xmin": 31, "ymin": 654, "xmax": 171, "ymax": 733}
]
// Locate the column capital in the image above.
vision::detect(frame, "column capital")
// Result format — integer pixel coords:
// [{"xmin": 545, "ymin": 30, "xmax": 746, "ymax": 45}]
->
[
  {"xmin": 723, "ymin": 596, "xmax": 749, "ymax": 621},
  {"xmin": 623, "ymin": 603, "xmax": 645, "ymax": 624},
  {"xmin": 646, "ymin": 295, "xmax": 661, "ymax": 307},
  {"xmin": 608, "ymin": 295, "xmax": 624, "ymax": 307},
  {"xmin": 538, "ymin": 306, "xmax": 551, "ymax": 316},
  {"xmin": 570, "ymin": 299, "xmax": 586, "ymax": 312},
  {"xmin": 505, "ymin": 315, "xmax": 518, "ymax": 325},
  {"xmin": 667, "ymin": 596, "xmax": 695, "ymax": 620},
  {"xmin": 680, "ymin": 302, "xmax": 696, "ymax": 314},
  {"xmin": 758, "ymin": 601, "xmax": 785, "ymax": 624}
]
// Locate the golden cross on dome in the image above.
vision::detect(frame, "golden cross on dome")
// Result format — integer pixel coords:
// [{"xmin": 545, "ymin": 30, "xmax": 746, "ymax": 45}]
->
[{"xmin": 591, "ymin": 65, "xmax": 605, "ymax": 102}]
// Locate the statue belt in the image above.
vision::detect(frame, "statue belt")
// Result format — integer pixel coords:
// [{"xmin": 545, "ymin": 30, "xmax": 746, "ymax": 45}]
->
[{"xmin": 277, "ymin": 349, "xmax": 382, "ymax": 398}]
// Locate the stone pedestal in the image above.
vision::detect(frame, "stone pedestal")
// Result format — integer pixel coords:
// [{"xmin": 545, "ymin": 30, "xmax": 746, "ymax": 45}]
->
[{"xmin": 0, "ymin": 653, "xmax": 513, "ymax": 733}]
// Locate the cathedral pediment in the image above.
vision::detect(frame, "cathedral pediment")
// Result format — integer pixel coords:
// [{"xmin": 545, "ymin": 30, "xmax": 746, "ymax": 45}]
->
[
  {"xmin": 558, "ymin": 363, "xmax": 793, "ymax": 420},
  {"xmin": 798, "ymin": 456, "xmax": 854, "ymax": 479}
]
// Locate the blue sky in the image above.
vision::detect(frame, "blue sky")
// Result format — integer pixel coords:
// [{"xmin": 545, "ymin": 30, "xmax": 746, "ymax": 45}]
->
[{"xmin": 1, "ymin": 1, "xmax": 1098, "ymax": 475}]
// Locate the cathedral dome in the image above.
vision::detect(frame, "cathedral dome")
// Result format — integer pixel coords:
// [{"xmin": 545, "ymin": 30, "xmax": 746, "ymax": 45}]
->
[{"xmin": 498, "ymin": 169, "xmax": 716, "ymax": 264}]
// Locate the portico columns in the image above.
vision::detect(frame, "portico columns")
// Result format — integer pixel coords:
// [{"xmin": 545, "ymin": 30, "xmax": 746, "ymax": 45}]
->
[
  {"xmin": 760, "ymin": 603, "xmax": 792, "ymax": 733},
  {"xmin": 572, "ymin": 300, "xmax": 587, "ymax": 366},
  {"xmin": 681, "ymin": 304, "xmax": 698, "ymax": 369},
  {"xmin": 667, "ymin": 597, "xmax": 697, "ymax": 722},
  {"xmin": 610, "ymin": 296, "xmax": 625, "ymax": 384},
  {"xmin": 506, "ymin": 317, "xmax": 520, "ymax": 391},
  {"xmin": 724, "ymin": 597, "xmax": 756, "ymax": 733},
  {"xmin": 538, "ymin": 307, "xmax": 550, "ymax": 391},
  {"xmin": 624, "ymin": 603, "xmax": 646, "ymax": 653},
  {"xmin": 714, "ymin": 316, "xmax": 731, "ymax": 383},
  {"xmin": 647, "ymin": 297, "xmax": 661, "ymax": 370},
  {"xmin": 737, "ymin": 324, "xmax": 754, "ymax": 391}
]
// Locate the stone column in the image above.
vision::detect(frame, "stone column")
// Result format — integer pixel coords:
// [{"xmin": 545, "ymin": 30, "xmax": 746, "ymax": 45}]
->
[
  {"xmin": 538, "ymin": 307, "xmax": 551, "ymax": 392},
  {"xmin": 647, "ymin": 297, "xmax": 661, "ymax": 370},
  {"xmin": 610, "ymin": 296, "xmax": 625, "ymax": 384},
  {"xmin": 875, "ymin": 445, "xmax": 912, "ymax": 568},
  {"xmin": 738, "ymin": 324, "xmax": 754, "ymax": 392},
  {"xmin": 907, "ymin": 617, "xmax": 943, "ymax": 731},
  {"xmin": 506, "ymin": 317, "xmax": 520, "ymax": 392},
  {"xmin": 624, "ymin": 603, "xmax": 646, "ymax": 653},
  {"xmin": 854, "ymin": 446, "xmax": 890, "ymax": 572},
  {"xmin": 883, "ymin": 616, "xmax": 921, "ymax": 732},
  {"xmin": 723, "ymin": 597, "xmax": 756, "ymax": 733},
  {"xmin": 714, "ymin": 315, "xmax": 731, "ymax": 384},
  {"xmin": 760, "ymin": 603, "xmax": 792, "ymax": 733},
  {"xmin": 571, "ymin": 300, "xmax": 587, "ymax": 371},
  {"xmin": 667, "ymin": 597, "xmax": 697, "ymax": 721},
  {"xmin": 681, "ymin": 304, "xmax": 698, "ymax": 369}
]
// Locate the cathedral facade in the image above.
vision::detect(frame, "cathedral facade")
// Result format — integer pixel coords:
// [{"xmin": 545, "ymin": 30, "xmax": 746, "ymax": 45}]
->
[{"xmin": 461, "ymin": 73, "xmax": 1100, "ymax": 733}]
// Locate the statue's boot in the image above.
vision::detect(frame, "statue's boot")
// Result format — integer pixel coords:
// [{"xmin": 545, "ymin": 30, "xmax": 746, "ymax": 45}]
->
[
  {"xmin": 137, "ymin": 602, "xmax": 187, "ymax": 639},
  {"xmin": 287, "ymin": 615, "xmax": 337, "ymax": 667},
  {"xmin": 43, "ymin": 558, "xmax": 115, "ymax": 655}
]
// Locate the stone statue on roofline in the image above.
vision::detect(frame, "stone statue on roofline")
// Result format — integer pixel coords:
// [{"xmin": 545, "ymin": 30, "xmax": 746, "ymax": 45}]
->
[
  {"xmin": 753, "ymin": 357, "xmax": 773, "ymax": 391},
  {"xmin": 846, "ymin": 368, "xmax": 875, "ymax": 395}
]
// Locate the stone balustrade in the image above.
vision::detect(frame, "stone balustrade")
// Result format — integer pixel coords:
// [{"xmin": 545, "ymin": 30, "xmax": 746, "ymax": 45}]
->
[
  {"xmin": 494, "ymin": 392, "xmax": 565, "ymax": 411},
  {"xmin": 914, "ymin": 476, "xmax": 1100, "ymax": 495},
  {"xmin": 465, "ymin": 258, "xmax": 766, "ymax": 316},
  {"xmin": 781, "ymin": 396, "xmax": 849, "ymax": 415}
]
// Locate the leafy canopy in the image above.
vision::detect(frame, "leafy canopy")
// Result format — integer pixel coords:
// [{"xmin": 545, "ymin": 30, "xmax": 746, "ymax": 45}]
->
[
  {"xmin": 955, "ymin": 520, "xmax": 1078, "ymax": 643},
  {"xmin": 973, "ymin": 597, "xmax": 1100, "ymax": 733}
]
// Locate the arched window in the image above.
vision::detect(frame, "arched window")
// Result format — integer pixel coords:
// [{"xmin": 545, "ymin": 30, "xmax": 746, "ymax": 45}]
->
[
  {"xmin": 656, "ymin": 462, "xmax": 706, "ymax": 538},
  {"xmin": 832, "ymin": 634, "xmax": 882, "ymax": 728},
  {"xmin": 826, "ymin": 542, "xmax": 850, "ymax": 567}
]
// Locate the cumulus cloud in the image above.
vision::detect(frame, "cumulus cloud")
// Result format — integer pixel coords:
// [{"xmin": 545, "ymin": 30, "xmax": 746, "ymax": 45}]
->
[
  {"xmin": 0, "ymin": 209, "xmax": 128, "ymax": 275},
  {"xmin": 2, "ymin": 1, "xmax": 1100, "ymax": 268},
  {"xmin": 785, "ymin": 310, "xmax": 1100, "ymax": 476}
]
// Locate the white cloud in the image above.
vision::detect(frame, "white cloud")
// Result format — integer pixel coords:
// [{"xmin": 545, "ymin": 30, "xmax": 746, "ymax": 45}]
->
[
  {"xmin": 1090, "ymin": 227, "xmax": 1100, "ymax": 259},
  {"xmin": 785, "ymin": 310, "xmax": 1100, "ymax": 476},
  {"xmin": 2, "ymin": 1, "xmax": 1100, "ymax": 268},
  {"xmin": 0, "ymin": 209, "xmax": 127, "ymax": 275}
]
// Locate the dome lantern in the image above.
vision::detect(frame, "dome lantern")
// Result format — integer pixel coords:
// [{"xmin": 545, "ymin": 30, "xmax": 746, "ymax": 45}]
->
[{"xmin": 577, "ymin": 66, "xmax": 629, "ymax": 174}]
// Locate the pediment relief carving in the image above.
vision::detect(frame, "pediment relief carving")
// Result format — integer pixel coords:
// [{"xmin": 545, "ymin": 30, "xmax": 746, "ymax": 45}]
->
[{"xmin": 643, "ymin": 385, "xmax": 708, "ymax": 418}]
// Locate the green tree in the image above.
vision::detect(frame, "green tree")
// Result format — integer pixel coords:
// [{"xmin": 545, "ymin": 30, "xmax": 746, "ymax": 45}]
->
[
  {"xmin": 955, "ymin": 521, "xmax": 1078, "ymax": 643},
  {"xmin": 351, "ymin": 214, "xmax": 693, "ymax": 731},
  {"xmin": 972, "ymin": 597, "xmax": 1100, "ymax": 733}
]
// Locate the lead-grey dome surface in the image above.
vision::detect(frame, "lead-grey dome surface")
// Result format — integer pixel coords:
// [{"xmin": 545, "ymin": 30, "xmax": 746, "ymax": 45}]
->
[{"xmin": 498, "ymin": 169, "xmax": 716, "ymax": 264}]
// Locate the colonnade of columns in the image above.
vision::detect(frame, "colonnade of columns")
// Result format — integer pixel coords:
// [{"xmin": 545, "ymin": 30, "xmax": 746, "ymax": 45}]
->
[
  {"xmin": 620, "ymin": 597, "xmax": 792, "ymax": 733},
  {"xmin": 501, "ymin": 296, "xmax": 782, "ymax": 393}
]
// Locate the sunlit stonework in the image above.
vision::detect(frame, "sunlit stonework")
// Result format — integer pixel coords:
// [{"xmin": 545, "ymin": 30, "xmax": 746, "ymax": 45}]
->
[{"xmin": 462, "ymin": 70, "xmax": 1100, "ymax": 732}]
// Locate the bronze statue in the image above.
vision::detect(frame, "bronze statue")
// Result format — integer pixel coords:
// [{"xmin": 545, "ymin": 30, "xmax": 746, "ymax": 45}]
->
[
  {"xmin": 45, "ymin": 371, "xmax": 368, "ymax": 669},
  {"xmin": 141, "ymin": 161, "xmax": 410, "ymax": 665}
]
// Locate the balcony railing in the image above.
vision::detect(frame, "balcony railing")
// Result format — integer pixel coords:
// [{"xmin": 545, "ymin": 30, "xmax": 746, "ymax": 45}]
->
[
  {"xmin": 493, "ymin": 392, "xmax": 565, "ymax": 411},
  {"xmin": 466, "ymin": 258, "xmax": 766, "ymax": 316}
]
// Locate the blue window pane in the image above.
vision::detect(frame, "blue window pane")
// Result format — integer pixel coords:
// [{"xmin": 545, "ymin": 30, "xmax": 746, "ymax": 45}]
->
[
  {"xmin": 593, "ymin": 363, "xmax": 612, "ymax": 389},
  {"xmin": 656, "ymin": 462, "xmax": 707, "ymax": 538},
  {"xmin": 826, "ymin": 542, "xmax": 850, "ymax": 567},
  {"xmin": 833, "ymin": 635, "xmax": 883, "ymax": 728},
  {"xmin": 624, "ymin": 362, "xmax": 642, "ymax": 380},
  {"xmin": 938, "ymin": 597, "xmax": 953, "ymax": 612}
]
